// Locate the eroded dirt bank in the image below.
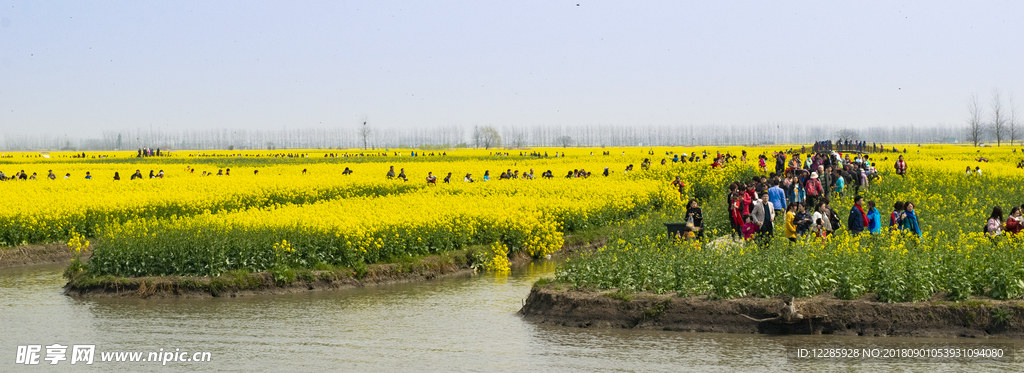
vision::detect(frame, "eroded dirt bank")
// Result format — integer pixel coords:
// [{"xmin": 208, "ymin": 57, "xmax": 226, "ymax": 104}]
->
[
  {"xmin": 0, "ymin": 243, "xmax": 89, "ymax": 268},
  {"xmin": 520, "ymin": 286, "xmax": 1024, "ymax": 339}
]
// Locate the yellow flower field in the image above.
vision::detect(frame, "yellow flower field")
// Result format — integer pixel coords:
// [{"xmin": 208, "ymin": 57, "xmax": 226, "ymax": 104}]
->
[{"xmin": 4, "ymin": 144, "xmax": 1024, "ymax": 281}]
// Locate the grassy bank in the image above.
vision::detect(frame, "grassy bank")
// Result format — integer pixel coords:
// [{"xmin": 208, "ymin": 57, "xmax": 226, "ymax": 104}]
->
[
  {"xmin": 63, "ymin": 226, "xmax": 615, "ymax": 298},
  {"xmin": 64, "ymin": 248, "xmax": 481, "ymax": 298}
]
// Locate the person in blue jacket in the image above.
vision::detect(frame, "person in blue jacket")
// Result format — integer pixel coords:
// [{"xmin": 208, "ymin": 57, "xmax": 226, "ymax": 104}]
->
[
  {"xmin": 901, "ymin": 201, "xmax": 922, "ymax": 236},
  {"xmin": 866, "ymin": 200, "xmax": 882, "ymax": 234},
  {"xmin": 767, "ymin": 179, "xmax": 787, "ymax": 214}
]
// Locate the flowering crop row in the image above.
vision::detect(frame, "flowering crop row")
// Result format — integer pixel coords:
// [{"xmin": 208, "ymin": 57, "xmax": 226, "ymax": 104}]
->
[
  {"xmin": 88, "ymin": 180, "xmax": 678, "ymax": 277},
  {"xmin": 556, "ymin": 144, "xmax": 1024, "ymax": 301}
]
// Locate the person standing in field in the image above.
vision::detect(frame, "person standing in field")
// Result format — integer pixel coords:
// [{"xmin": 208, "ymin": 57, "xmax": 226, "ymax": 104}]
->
[
  {"xmin": 848, "ymin": 196, "xmax": 868, "ymax": 235},
  {"xmin": 805, "ymin": 172, "xmax": 824, "ymax": 209},
  {"xmin": 685, "ymin": 199, "xmax": 704, "ymax": 239},
  {"xmin": 775, "ymin": 152, "xmax": 785, "ymax": 175},
  {"xmin": 901, "ymin": 202, "xmax": 922, "ymax": 236},
  {"xmin": 986, "ymin": 206, "xmax": 1004, "ymax": 237},
  {"xmin": 443, "ymin": 172, "xmax": 452, "ymax": 183},
  {"xmin": 819, "ymin": 165, "xmax": 832, "ymax": 201},
  {"xmin": 812, "ymin": 201, "xmax": 833, "ymax": 236},
  {"xmin": 889, "ymin": 201, "xmax": 905, "ymax": 230},
  {"xmin": 784, "ymin": 203, "xmax": 798, "ymax": 243},
  {"xmin": 1005, "ymin": 207, "xmax": 1022, "ymax": 235},
  {"xmin": 894, "ymin": 155, "xmax": 907, "ymax": 178},
  {"xmin": 794, "ymin": 202, "xmax": 812, "ymax": 236},
  {"xmin": 426, "ymin": 172, "xmax": 437, "ymax": 185},
  {"xmin": 671, "ymin": 176, "xmax": 685, "ymax": 199},
  {"xmin": 751, "ymin": 191, "xmax": 775, "ymax": 244},
  {"xmin": 741, "ymin": 216, "xmax": 760, "ymax": 241},
  {"xmin": 113, "ymin": 172, "xmax": 120, "ymax": 181},
  {"xmin": 767, "ymin": 179, "xmax": 786, "ymax": 215},
  {"xmin": 729, "ymin": 194, "xmax": 745, "ymax": 239},
  {"xmin": 866, "ymin": 200, "xmax": 881, "ymax": 234},
  {"xmin": 386, "ymin": 166, "xmax": 396, "ymax": 179},
  {"xmin": 832, "ymin": 168, "xmax": 845, "ymax": 200}
]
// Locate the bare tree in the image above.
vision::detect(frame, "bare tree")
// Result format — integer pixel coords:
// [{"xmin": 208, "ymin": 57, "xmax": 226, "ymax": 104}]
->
[
  {"xmin": 359, "ymin": 121, "xmax": 371, "ymax": 150},
  {"xmin": 480, "ymin": 126, "xmax": 501, "ymax": 149},
  {"xmin": 557, "ymin": 135, "xmax": 573, "ymax": 148},
  {"xmin": 472, "ymin": 126, "xmax": 481, "ymax": 149},
  {"xmin": 966, "ymin": 94, "xmax": 985, "ymax": 147},
  {"xmin": 991, "ymin": 89, "xmax": 1006, "ymax": 146},
  {"xmin": 1009, "ymin": 93, "xmax": 1019, "ymax": 146},
  {"xmin": 506, "ymin": 127, "xmax": 527, "ymax": 149},
  {"xmin": 835, "ymin": 129, "xmax": 858, "ymax": 142}
]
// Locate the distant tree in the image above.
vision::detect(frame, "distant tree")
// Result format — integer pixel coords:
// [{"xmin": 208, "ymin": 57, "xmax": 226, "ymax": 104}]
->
[
  {"xmin": 1010, "ymin": 94, "xmax": 1019, "ymax": 146},
  {"xmin": 508, "ymin": 128, "xmax": 527, "ymax": 149},
  {"xmin": 557, "ymin": 135, "xmax": 573, "ymax": 148},
  {"xmin": 966, "ymin": 94, "xmax": 985, "ymax": 147},
  {"xmin": 359, "ymin": 121, "xmax": 371, "ymax": 150},
  {"xmin": 480, "ymin": 126, "xmax": 501, "ymax": 149},
  {"xmin": 991, "ymin": 89, "xmax": 1006, "ymax": 146},
  {"xmin": 473, "ymin": 126, "xmax": 482, "ymax": 149},
  {"xmin": 835, "ymin": 129, "xmax": 859, "ymax": 142}
]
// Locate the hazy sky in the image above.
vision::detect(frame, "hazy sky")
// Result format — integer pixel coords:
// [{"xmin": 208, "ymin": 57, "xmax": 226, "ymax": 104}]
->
[{"xmin": 1, "ymin": 1, "xmax": 1022, "ymax": 137}]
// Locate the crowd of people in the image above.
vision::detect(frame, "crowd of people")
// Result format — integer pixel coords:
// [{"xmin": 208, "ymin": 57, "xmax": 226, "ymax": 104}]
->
[
  {"xmin": 137, "ymin": 148, "xmax": 165, "ymax": 157},
  {"xmin": 384, "ymin": 162, "xmax": 630, "ymax": 184},
  {"xmin": 812, "ymin": 140, "xmax": 907, "ymax": 154},
  {"xmin": 715, "ymin": 150, "xmax": 921, "ymax": 245}
]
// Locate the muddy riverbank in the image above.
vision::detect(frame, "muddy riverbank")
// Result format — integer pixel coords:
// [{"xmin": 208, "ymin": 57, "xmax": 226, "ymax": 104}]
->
[
  {"xmin": 0, "ymin": 243, "xmax": 88, "ymax": 268},
  {"xmin": 519, "ymin": 285, "xmax": 1024, "ymax": 339}
]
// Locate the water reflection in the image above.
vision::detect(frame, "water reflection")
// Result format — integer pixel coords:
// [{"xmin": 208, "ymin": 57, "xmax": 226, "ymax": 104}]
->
[{"xmin": 1, "ymin": 261, "xmax": 1021, "ymax": 372}]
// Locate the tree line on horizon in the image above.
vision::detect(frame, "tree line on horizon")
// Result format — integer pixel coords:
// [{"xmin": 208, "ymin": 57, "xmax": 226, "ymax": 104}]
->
[{"xmin": 1, "ymin": 123, "xmax": 971, "ymax": 151}]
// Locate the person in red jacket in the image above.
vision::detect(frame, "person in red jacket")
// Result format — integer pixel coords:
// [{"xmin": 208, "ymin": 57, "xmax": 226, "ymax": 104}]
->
[
  {"xmin": 894, "ymin": 155, "xmax": 908, "ymax": 178},
  {"xmin": 729, "ymin": 194, "xmax": 745, "ymax": 239},
  {"xmin": 1006, "ymin": 206, "xmax": 1022, "ymax": 235},
  {"xmin": 805, "ymin": 172, "xmax": 824, "ymax": 209}
]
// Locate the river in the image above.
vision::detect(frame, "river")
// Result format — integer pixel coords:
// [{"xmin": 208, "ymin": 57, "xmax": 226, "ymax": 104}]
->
[{"xmin": 1, "ymin": 261, "xmax": 1020, "ymax": 372}]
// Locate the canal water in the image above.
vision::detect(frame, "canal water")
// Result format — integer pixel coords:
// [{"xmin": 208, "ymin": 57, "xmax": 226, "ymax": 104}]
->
[{"xmin": 1, "ymin": 261, "xmax": 1021, "ymax": 372}]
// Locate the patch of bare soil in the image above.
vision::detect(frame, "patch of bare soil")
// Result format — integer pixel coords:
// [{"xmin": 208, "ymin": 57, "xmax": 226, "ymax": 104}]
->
[
  {"xmin": 520, "ymin": 286, "xmax": 1024, "ymax": 339},
  {"xmin": 0, "ymin": 243, "xmax": 89, "ymax": 268}
]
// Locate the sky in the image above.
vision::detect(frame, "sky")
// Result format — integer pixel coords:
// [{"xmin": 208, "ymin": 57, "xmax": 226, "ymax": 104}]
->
[{"xmin": 1, "ymin": 1, "xmax": 1022, "ymax": 138}]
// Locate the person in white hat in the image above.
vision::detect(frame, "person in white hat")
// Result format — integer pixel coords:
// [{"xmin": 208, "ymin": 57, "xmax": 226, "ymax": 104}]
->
[{"xmin": 806, "ymin": 171, "xmax": 824, "ymax": 210}]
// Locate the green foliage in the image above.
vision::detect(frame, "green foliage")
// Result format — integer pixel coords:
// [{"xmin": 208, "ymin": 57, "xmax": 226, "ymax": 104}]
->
[
  {"xmin": 557, "ymin": 212, "xmax": 1024, "ymax": 303},
  {"xmin": 602, "ymin": 290, "xmax": 632, "ymax": 302},
  {"xmin": 991, "ymin": 307, "xmax": 1012, "ymax": 325},
  {"xmin": 533, "ymin": 277, "xmax": 555, "ymax": 288},
  {"xmin": 268, "ymin": 267, "xmax": 296, "ymax": 286},
  {"xmin": 352, "ymin": 261, "xmax": 368, "ymax": 279}
]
